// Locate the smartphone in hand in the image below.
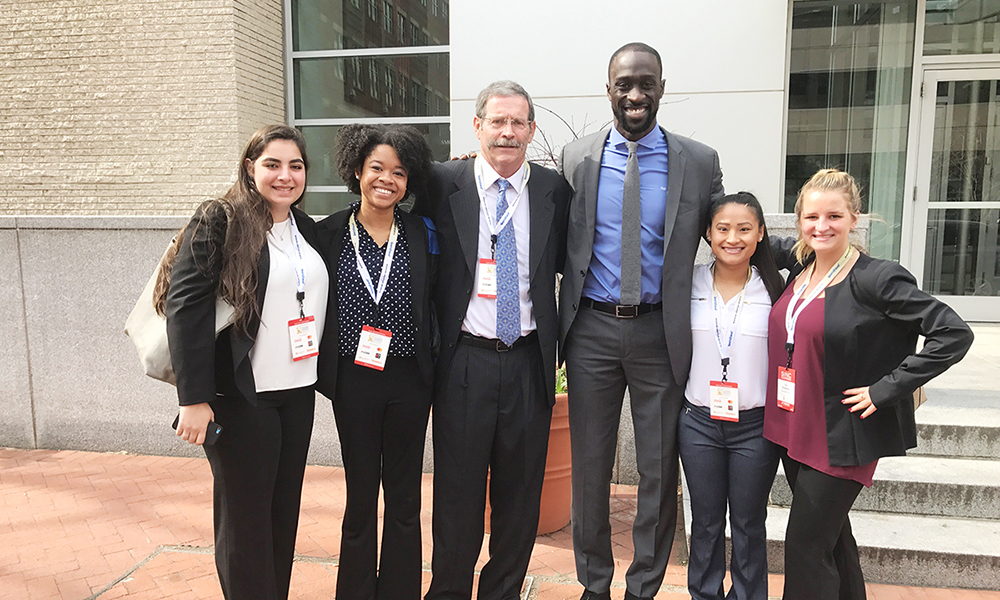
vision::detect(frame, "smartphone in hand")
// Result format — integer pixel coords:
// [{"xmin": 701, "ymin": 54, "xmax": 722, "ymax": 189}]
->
[{"xmin": 172, "ymin": 414, "xmax": 223, "ymax": 445}]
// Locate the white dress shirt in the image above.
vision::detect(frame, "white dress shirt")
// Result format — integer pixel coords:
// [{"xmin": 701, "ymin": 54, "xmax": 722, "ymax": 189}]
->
[
  {"xmin": 462, "ymin": 159, "xmax": 536, "ymax": 339},
  {"xmin": 684, "ymin": 263, "xmax": 771, "ymax": 410},
  {"xmin": 250, "ymin": 218, "xmax": 329, "ymax": 392}
]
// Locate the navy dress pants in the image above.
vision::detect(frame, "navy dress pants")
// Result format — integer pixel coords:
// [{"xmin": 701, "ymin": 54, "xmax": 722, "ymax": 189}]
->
[{"xmin": 678, "ymin": 402, "xmax": 778, "ymax": 600}]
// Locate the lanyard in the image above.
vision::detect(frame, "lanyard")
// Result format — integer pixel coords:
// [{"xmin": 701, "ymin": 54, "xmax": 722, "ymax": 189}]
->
[
  {"xmin": 710, "ymin": 264, "xmax": 752, "ymax": 382},
  {"xmin": 270, "ymin": 213, "xmax": 309, "ymax": 318},
  {"xmin": 783, "ymin": 245, "xmax": 854, "ymax": 366},
  {"xmin": 474, "ymin": 156, "xmax": 531, "ymax": 259},
  {"xmin": 348, "ymin": 211, "xmax": 399, "ymax": 310}
]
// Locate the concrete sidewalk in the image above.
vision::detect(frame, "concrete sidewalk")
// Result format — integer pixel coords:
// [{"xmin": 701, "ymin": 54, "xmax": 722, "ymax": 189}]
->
[{"xmin": 3, "ymin": 448, "xmax": 998, "ymax": 599}]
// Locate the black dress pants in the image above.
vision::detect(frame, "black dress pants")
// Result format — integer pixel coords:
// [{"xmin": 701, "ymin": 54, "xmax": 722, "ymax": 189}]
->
[
  {"xmin": 202, "ymin": 386, "xmax": 315, "ymax": 600},
  {"xmin": 425, "ymin": 337, "xmax": 551, "ymax": 600},
  {"xmin": 333, "ymin": 355, "xmax": 431, "ymax": 600},
  {"xmin": 780, "ymin": 452, "xmax": 867, "ymax": 600}
]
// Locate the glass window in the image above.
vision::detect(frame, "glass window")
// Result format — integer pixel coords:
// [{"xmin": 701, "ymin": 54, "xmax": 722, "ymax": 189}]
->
[
  {"xmin": 925, "ymin": 0, "xmax": 1000, "ymax": 55},
  {"xmin": 290, "ymin": 0, "xmax": 450, "ymax": 216},
  {"xmin": 785, "ymin": 0, "xmax": 917, "ymax": 260},
  {"xmin": 292, "ymin": 0, "xmax": 448, "ymax": 51},
  {"xmin": 294, "ymin": 53, "xmax": 450, "ymax": 119}
]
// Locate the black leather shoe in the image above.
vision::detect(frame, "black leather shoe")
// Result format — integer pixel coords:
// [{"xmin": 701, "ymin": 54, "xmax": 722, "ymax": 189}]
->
[
  {"xmin": 580, "ymin": 591, "xmax": 612, "ymax": 600},
  {"xmin": 624, "ymin": 591, "xmax": 653, "ymax": 600}
]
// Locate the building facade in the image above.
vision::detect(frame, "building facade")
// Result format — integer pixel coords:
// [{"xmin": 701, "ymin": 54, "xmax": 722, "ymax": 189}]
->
[{"xmin": 4, "ymin": 0, "xmax": 999, "ymax": 320}]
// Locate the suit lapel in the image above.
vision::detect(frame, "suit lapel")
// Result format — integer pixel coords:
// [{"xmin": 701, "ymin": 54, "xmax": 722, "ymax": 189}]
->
[
  {"xmin": 662, "ymin": 128, "xmax": 686, "ymax": 256},
  {"xmin": 527, "ymin": 168, "xmax": 553, "ymax": 283},
  {"xmin": 450, "ymin": 161, "xmax": 481, "ymax": 278},
  {"xmin": 583, "ymin": 130, "xmax": 608, "ymax": 242}
]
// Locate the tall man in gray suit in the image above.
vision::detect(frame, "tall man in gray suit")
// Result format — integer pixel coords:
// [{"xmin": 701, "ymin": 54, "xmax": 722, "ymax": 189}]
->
[{"xmin": 559, "ymin": 43, "xmax": 725, "ymax": 600}]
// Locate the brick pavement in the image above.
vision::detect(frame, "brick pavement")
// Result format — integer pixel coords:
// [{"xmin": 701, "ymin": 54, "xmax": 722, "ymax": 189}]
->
[{"xmin": 2, "ymin": 448, "xmax": 997, "ymax": 599}]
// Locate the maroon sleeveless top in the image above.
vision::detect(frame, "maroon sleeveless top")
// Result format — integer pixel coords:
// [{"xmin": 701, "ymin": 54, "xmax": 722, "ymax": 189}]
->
[{"xmin": 763, "ymin": 286, "xmax": 877, "ymax": 487}]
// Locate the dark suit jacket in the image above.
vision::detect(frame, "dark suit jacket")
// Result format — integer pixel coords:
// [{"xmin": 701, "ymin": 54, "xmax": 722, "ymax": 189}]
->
[
  {"xmin": 559, "ymin": 126, "xmax": 725, "ymax": 385},
  {"xmin": 165, "ymin": 202, "xmax": 323, "ymax": 407},
  {"xmin": 800, "ymin": 253, "xmax": 973, "ymax": 466},
  {"xmin": 413, "ymin": 159, "xmax": 571, "ymax": 406},
  {"xmin": 313, "ymin": 207, "xmax": 438, "ymax": 400}
]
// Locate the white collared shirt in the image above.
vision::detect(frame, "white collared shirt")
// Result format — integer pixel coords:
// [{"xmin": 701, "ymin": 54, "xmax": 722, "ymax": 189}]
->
[
  {"xmin": 462, "ymin": 160, "xmax": 535, "ymax": 339},
  {"xmin": 684, "ymin": 264, "xmax": 771, "ymax": 410},
  {"xmin": 249, "ymin": 219, "xmax": 329, "ymax": 392}
]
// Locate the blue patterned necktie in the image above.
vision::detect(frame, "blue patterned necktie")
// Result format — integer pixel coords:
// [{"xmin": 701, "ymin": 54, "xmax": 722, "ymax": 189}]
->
[{"xmin": 495, "ymin": 178, "xmax": 520, "ymax": 346}]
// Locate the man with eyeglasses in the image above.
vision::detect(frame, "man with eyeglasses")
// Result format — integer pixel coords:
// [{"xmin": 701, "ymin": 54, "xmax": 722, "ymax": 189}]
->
[
  {"xmin": 414, "ymin": 80, "xmax": 571, "ymax": 600},
  {"xmin": 558, "ymin": 43, "xmax": 725, "ymax": 600}
]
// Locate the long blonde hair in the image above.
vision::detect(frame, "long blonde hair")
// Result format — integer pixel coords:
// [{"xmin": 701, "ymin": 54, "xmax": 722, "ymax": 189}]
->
[
  {"xmin": 792, "ymin": 168, "xmax": 862, "ymax": 264},
  {"xmin": 152, "ymin": 125, "xmax": 309, "ymax": 336}
]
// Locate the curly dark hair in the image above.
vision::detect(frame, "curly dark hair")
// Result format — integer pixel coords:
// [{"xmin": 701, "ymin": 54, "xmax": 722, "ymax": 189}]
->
[{"xmin": 334, "ymin": 124, "xmax": 433, "ymax": 203}]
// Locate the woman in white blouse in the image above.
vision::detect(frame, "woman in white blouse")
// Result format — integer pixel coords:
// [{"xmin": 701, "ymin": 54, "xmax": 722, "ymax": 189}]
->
[
  {"xmin": 678, "ymin": 192, "xmax": 785, "ymax": 600},
  {"xmin": 159, "ymin": 125, "xmax": 328, "ymax": 600}
]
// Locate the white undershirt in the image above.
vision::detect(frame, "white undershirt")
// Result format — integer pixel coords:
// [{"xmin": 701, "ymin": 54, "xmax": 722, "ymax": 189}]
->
[
  {"xmin": 684, "ymin": 263, "xmax": 772, "ymax": 410},
  {"xmin": 462, "ymin": 160, "xmax": 536, "ymax": 339},
  {"xmin": 249, "ymin": 219, "xmax": 329, "ymax": 392}
]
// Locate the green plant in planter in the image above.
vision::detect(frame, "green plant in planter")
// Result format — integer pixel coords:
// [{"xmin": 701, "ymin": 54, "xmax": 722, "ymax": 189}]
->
[{"xmin": 555, "ymin": 365, "xmax": 568, "ymax": 394}]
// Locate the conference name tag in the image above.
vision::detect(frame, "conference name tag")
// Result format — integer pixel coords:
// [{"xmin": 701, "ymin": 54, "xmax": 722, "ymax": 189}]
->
[
  {"xmin": 355, "ymin": 325, "xmax": 392, "ymax": 371},
  {"xmin": 288, "ymin": 316, "xmax": 319, "ymax": 361},
  {"xmin": 709, "ymin": 380, "xmax": 739, "ymax": 422},
  {"xmin": 478, "ymin": 258, "xmax": 498, "ymax": 298},
  {"xmin": 777, "ymin": 366, "xmax": 795, "ymax": 411}
]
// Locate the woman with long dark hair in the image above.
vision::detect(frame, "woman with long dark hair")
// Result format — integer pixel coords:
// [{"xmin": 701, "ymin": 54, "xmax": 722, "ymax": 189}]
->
[
  {"xmin": 159, "ymin": 124, "xmax": 328, "ymax": 600},
  {"xmin": 678, "ymin": 192, "xmax": 784, "ymax": 600},
  {"xmin": 314, "ymin": 123, "xmax": 436, "ymax": 600}
]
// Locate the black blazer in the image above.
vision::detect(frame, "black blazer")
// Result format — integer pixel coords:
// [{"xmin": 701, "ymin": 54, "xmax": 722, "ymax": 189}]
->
[
  {"xmin": 313, "ymin": 207, "xmax": 438, "ymax": 400},
  {"xmin": 165, "ymin": 201, "xmax": 323, "ymax": 407},
  {"xmin": 786, "ymin": 252, "xmax": 974, "ymax": 466},
  {"xmin": 413, "ymin": 159, "xmax": 571, "ymax": 406}
]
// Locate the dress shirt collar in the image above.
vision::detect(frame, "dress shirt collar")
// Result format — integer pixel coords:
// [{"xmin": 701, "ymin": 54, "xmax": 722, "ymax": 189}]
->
[
  {"xmin": 476, "ymin": 157, "xmax": 528, "ymax": 195},
  {"xmin": 609, "ymin": 125, "xmax": 665, "ymax": 151}
]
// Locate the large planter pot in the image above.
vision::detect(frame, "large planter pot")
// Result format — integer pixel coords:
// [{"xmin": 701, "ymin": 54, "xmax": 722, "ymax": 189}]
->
[{"xmin": 486, "ymin": 392, "xmax": 572, "ymax": 535}]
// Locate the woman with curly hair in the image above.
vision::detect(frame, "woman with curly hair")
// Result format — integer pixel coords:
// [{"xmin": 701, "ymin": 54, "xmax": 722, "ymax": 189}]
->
[
  {"xmin": 160, "ymin": 124, "xmax": 328, "ymax": 599},
  {"xmin": 315, "ymin": 123, "xmax": 436, "ymax": 600}
]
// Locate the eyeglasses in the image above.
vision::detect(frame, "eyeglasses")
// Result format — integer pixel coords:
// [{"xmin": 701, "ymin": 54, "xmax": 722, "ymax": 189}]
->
[{"xmin": 482, "ymin": 116, "xmax": 532, "ymax": 132}]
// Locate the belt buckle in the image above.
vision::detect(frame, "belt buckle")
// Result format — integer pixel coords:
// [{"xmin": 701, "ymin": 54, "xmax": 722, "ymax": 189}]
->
[
  {"xmin": 615, "ymin": 304, "xmax": 637, "ymax": 319},
  {"xmin": 496, "ymin": 339, "xmax": 512, "ymax": 352}
]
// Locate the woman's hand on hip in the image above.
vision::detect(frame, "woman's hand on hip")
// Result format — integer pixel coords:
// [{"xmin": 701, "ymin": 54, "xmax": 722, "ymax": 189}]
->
[
  {"xmin": 842, "ymin": 386, "xmax": 877, "ymax": 419},
  {"xmin": 177, "ymin": 403, "xmax": 215, "ymax": 445}
]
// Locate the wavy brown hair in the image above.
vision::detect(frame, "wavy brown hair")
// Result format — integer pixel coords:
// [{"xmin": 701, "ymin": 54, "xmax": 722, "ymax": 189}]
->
[{"xmin": 152, "ymin": 125, "xmax": 309, "ymax": 336}]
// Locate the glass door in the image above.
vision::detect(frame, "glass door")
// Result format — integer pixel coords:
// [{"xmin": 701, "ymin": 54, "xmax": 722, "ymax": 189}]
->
[{"xmin": 911, "ymin": 68, "xmax": 1000, "ymax": 321}]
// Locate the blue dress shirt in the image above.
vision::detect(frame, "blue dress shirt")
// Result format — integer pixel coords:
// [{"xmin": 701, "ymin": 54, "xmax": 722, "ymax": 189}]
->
[{"xmin": 582, "ymin": 126, "xmax": 669, "ymax": 304}]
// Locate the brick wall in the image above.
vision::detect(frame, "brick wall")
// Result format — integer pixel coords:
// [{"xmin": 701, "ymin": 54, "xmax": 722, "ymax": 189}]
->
[{"xmin": 0, "ymin": 0, "xmax": 285, "ymax": 215}]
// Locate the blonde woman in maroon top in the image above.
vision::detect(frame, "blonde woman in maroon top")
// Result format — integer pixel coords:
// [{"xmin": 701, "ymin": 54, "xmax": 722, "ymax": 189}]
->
[{"xmin": 763, "ymin": 169, "xmax": 972, "ymax": 600}]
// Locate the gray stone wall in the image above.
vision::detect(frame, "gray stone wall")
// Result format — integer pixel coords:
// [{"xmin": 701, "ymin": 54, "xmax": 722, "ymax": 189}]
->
[{"xmin": 1, "ymin": 0, "xmax": 285, "ymax": 216}]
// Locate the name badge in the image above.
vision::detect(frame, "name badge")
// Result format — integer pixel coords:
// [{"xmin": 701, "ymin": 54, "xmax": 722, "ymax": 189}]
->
[
  {"xmin": 478, "ymin": 258, "xmax": 497, "ymax": 298},
  {"xmin": 709, "ymin": 380, "xmax": 739, "ymax": 422},
  {"xmin": 777, "ymin": 366, "xmax": 795, "ymax": 411},
  {"xmin": 288, "ymin": 316, "xmax": 319, "ymax": 361},
  {"xmin": 355, "ymin": 325, "xmax": 392, "ymax": 371}
]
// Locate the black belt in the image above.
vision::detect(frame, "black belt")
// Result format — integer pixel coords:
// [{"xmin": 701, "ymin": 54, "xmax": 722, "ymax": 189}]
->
[
  {"xmin": 581, "ymin": 297, "xmax": 663, "ymax": 318},
  {"xmin": 459, "ymin": 330, "xmax": 538, "ymax": 352}
]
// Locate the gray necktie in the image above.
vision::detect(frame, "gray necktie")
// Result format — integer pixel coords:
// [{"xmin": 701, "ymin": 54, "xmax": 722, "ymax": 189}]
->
[{"xmin": 620, "ymin": 140, "xmax": 641, "ymax": 305}]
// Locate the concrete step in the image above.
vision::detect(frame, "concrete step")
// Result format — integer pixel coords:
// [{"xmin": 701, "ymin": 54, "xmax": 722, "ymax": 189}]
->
[
  {"xmin": 769, "ymin": 455, "xmax": 1000, "ymax": 519},
  {"xmin": 765, "ymin": 506, "xmax": 1000, "ymax": 590},
  {"xmin": 914, "ymin": 403, "xmax": 1000, "ymax": 459}
]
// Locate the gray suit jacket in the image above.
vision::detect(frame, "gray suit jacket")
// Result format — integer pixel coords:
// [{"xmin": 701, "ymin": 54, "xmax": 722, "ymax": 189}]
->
[
  {"xmin": 414, "ymin": 159, "xmax": 571, "ymax": 406},
  {"xmin": 558, "ymin": 126, "xmax": 724, "ymax": 385}
]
